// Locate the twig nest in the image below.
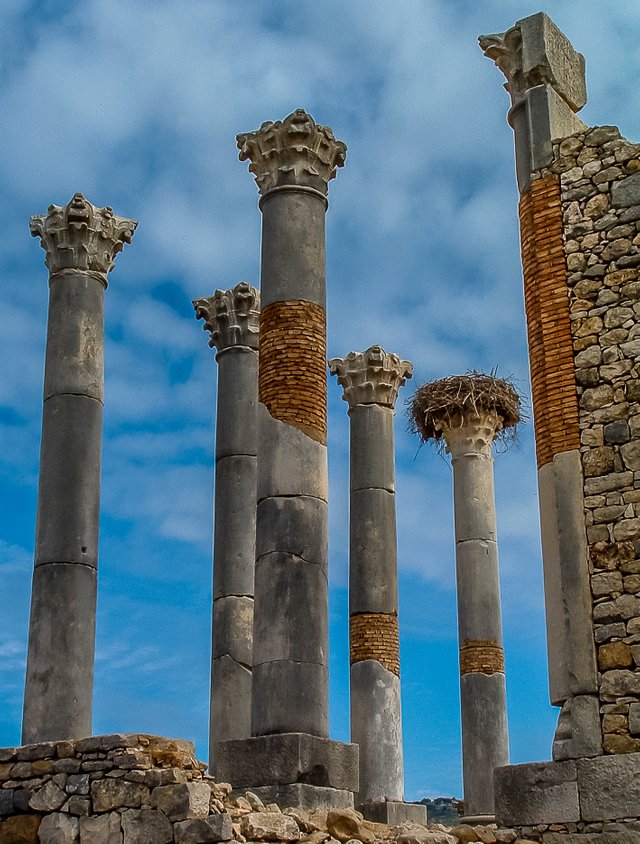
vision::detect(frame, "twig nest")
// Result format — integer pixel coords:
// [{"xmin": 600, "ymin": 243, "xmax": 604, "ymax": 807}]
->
[{"xmin": 409, "ymin": 372, "xmax": 522, "ymax": 445}]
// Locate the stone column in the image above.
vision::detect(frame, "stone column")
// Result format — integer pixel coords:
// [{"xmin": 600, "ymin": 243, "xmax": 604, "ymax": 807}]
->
[
  {"xmin": 330, "ymin": 347, "xmax": 425, "ymax": 825},
  {"xmin": 23, "ymin": 194, "xmax": 136, "ymax": 744},
  {"xmin": 216, "ymin": 111, "xmax": 358, "ymax": 809},
  {"xmin": 411, "ymin": 376, "xmax": 519, "ymax": 823},
  {"xmin": 193, "ymin": 282, "xmax": 260, "ymax": 775}
]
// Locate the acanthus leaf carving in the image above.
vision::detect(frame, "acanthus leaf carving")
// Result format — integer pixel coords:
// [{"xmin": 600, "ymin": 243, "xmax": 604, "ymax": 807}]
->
[
  {"xmin": 30, "ymin": 193, "xmax": 137, "ymax": 279},
  {"xmin": 193, "ymin": 282, "xmax": 260, "ymax": 353},
  {"xmin": 329, "ymin": 345, "xmax": 413, "ymax": 409},
  {"xmin": 237, "ymin": 109, "xmax": 347, "ymax": 195}
]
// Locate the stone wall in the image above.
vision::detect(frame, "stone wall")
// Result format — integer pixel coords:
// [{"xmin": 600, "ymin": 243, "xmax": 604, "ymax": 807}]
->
[{"xmin": 533, "ymin": 126, "xmax": 640, "ymax": 753}]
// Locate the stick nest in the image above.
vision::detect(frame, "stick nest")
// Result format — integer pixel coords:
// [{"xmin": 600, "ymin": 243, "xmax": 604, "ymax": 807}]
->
[{"xmin": 408, "ymin": 372, "xmax": 522, "ymax": 446}]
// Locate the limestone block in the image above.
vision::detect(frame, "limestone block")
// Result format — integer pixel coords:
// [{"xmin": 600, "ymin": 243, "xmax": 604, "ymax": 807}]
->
[
  {"xmin": 552, "ymin": 695, "xmax": 602, "ymax": 761},
  {"xmin": 327, "ymin": 808, "xmax": 374, "ymax": 843},
  {"xmin": 79, "ymin": 813, "xmax": 122, "ymax": 843},
  {"xmin": 212, "ymin": 596, "xmax": 253, "ymax": 665},
  {"xmin": 253, "ymin": 553, "xmax": 328, "ymax": 664},
  {"xmin": 233, "ymin": 784, "xmax": 354, "ymax": 811},
  {"xmin": 349, "ymin": 405, "xmax": 395, "ymax": 492},
  {"xmin": 215, "ymin": 350, "xmax": 258, "ymax": 459},
  {"xmin": 150, "ymin": 782, "xmax": 211, "ymax": 821},
  {"xmin": 493, "ymin": 760, "xmax": 579, "ymax": 826},
  {"xmin": 213, "ymin": 454, "xmax": 257, "ymax": 599},
  {"xmin": 258, "ymin": 407, "xmax": 328, "ymax": 501},
  {"xmin": 38, "ymin": 813, "xmax": 79, "ymax": 843},
  {"xmin": 240, "ymin": 812, "xmax": 300, "ymax": 841},
  {"xmin": 174, "ymin": 814, "xmax": 233, "ymax": 843},
  {"xmin": 349, "ymin": 488, "xmax": 398, "ymax": 615},
  {"xmin": 90, "ymin": 778, "xmax": 148, "ymax": 812},
  {"xmin": 360, "ymin": 801, "xmax": 427, "ymax": 825},
  {"xmin": 527, "ymin": 85, "xmax": 586, "ymax": 172},
  {"xmin": 120, "ymin": 809, "xmax": 173, "ymax": 843},
  {"xmin": 35, "ymin": 394, "xmax": 101, "ymax": 568},
  {"xmin": 217, "ymin": 733, "xmax": 358, "ymax": 792},
  {"xmin": 578, "ymin": 752, "xmax": 640, "ymax": 821},
  {"xmin": 256, "ymin": 496, "xmax": 328, "ymax": 569},
  {"xmin": 28, "ymin": 779, "xmax": 66, "ymax": 811}
]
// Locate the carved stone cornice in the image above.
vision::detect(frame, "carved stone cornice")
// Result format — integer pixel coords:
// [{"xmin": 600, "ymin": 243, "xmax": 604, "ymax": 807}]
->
[
  {"xmin": 193, "ymin": 282, "xmax": 260, "ymax": 353},
  {"xmin": 237, "ymin": 109, "xmax": 347, "ymax": 195},
  {"xmin": 438, "ymin": 410, "xmax": 502, "ymax": 458},
  {"xmin": 30, "ymin": 193, "xmax": 137, "ymax": 281},
  {"xmin": 329, "ymin": 345, "xmax": 413, "ymax": 409}
]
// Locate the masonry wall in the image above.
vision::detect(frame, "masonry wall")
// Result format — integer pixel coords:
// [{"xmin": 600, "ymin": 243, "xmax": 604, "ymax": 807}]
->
[{"xmin": 525, "ymin": 125, "xmax": 640, "ymax": 753}]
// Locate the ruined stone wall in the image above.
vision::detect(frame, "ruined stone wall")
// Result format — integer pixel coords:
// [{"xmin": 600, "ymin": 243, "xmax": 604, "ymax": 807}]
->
[{"xmin": 532, "ymin": 126, "xmax": 640, "ymax": 753}]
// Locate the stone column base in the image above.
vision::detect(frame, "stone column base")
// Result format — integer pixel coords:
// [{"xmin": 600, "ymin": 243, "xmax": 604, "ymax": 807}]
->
[
  {"xmin": 217, "ymin": 733, "xmax": 359, "ymax": 809},
  {"xmin": 360, "ymin": 800, "xmax": 427, "ymax": 825},
  {"xmin": 495, "ymin": 753, "xmax": 640, "ymax": 830}
]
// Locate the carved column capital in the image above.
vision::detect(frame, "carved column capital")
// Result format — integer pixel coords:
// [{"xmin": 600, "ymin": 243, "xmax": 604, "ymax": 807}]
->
[
  {"xmin": 237, "ymin": 109, "xmax": 347, "ymax": 196},
  {"xmin": 329, "ymin": 345, "xmax": 413, "ymax": 409},
  {"xmin": 193, "ymin": 282, "xmax": 260, "ymax": 353},
  {"xmin": 439, "ymin": 410, "xmax": 503, "ymax": 458},
  {"xmin": 30, "ymin": 193, "xmax": 137, "ymax": 281}
]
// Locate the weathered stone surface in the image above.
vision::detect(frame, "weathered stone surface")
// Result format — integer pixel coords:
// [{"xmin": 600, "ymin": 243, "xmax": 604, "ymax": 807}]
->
[
  {"xmin": 38, "ymin": 813, "xmax": 79, "ymax": 843},
  {"xmin": 598, "ymin": 641, "xmax": 634, "ymax": 669},
  {"xmin": 174, "ymin": 814, "xmax": 233, "ymax": 843},
  {"xmin": 29, "ymin": 779, "xmax": 66, "ymax": 811},
  {"xmin": 0, "ymin": 814, "xmax": 41, "ymax": 843},
  {"xmin": 494, "ymin": 760, "xmax": 579, "ymax": 826},
  {"xmin": 578, "ymin": 752, "xmax": 640, "ymax": 820},
  {"xmin": 78, "ymin": 813, "xmax": 122, "ymax": 843},
  {"xmin": 120, "ymin": 809, "xmax": 173, "ymax": 843},
  {"xmin": 232, "ymin": 784, "xmax": 354, "ymax": 811},
  {"xmin": 612, "ymin": 174, "xmax": 640, "ymax": 208},
  {"xmin": 630, "ymin": 703, "xmax": 640, "ymax": 734},
  {"xmin": 360, "ymin": 802, "xmax": 427, "ymax": 825},
  {"xmin": 91, "ymin": 778, "xmax": 148, "ymax": 812},
  {"xmin": 326, "ymin": 809, "xmax": 374, "ymax": 844},
  {"xmin": 396, "ymin": 831, "xmax": 456, "ymax": 844},
  {"xmin": 600, "ymin": 669, "xmax": 640, "ymax": 698},
  {"xmin": 241, "ymin": 812, "xmax": 300, "ymax": 841},
  {"xmin": 150, "ymin": 782, "xmax": 211, "ymax": 821},
  {"xmin": 0, "ymin": 790, "xmax": 13, "ymax": 816}
]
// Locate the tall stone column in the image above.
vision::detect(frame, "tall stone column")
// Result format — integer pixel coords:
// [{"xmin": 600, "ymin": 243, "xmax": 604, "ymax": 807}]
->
[
  {"xmin": 193, "ymin": 282, "xmax": 260, "ymax": 775},
  {"xmin": 23, "ymin": 193, "xmax": 136, "ymax": 744},
  {"xmin": 330, "ymin": 346, "xmax": 425, "ymax": 825},
  {"xmin": 216, "ymin": 111, "xmax": 359, "ymax": 809},
  {"xmin": 411, "ymin": 375, "xmax": 520, "ymax": 822}
]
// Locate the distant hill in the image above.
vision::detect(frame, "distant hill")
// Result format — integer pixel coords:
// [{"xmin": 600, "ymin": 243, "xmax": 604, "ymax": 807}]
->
[{"xmin": 417, "ymin": 797, "xmax": 463, "ymax": 826}]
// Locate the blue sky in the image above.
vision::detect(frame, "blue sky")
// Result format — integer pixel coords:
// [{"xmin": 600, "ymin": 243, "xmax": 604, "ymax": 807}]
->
[{"xmin": 1, "ymin": 0, "xmax": 640, "ymax": 800}]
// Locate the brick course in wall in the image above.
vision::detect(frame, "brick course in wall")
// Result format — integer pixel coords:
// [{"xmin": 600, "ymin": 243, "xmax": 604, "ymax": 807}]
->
[
  {"xmin": 349, "ymin": 612, "xmax": 400, "ymax": 676},
  {"xmin": 459, "ymin": 639, "xmax": 505, "ymax": 676},
  {"xmin": 259, "ymin": 299, "xmax": 326, "ymax": 444}
]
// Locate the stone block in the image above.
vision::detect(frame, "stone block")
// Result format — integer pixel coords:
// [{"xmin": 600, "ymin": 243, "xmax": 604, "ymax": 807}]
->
[
  {"xmin": 91, "ymin": 778, "xmax": 148, "ymax": 812},
  {"xmin": 327, "ymin": 807, "xmax": 375, "ymax": 843},
  {"xmin": 600, "ymin": 669, "xmax": 640, "ymax": 698},
  {"xmin": 543, "ymin": 834, "xmax": 640, "ymax": 843},
  {"xmin": 233, "ymin": 783, "xmax": 354, "ymax": 810},
  {"xmin": 0, "ymin": 814, "xmax": 41, "ymax": 843},
  {"xmin": 349, "ymin": 488, "xmax": 398, "ymax": 615},
  {"xmin": 38, "ymin": 813, "xmax": 79, "ymax": 843},
  {"xmin": 256, "ymin": 496, "xmax": 328, "ymax": 570},
  {"xmin": 212, "ymin": 596, "xmax": 253, "ymax": 665},
  {"xmin": 217, "ymin": 733, "xmax": 358, "ymax": 792},
  {"xmin": 174, "ymin": 814, "xmax": 234, "ymax": 843},
  {"xmin": 494, "ymin": 760, "xmax": 579, "ymax": 826},
  {"xmin": 213, "ymin": 455, "xmax": 257, "ymax": 599},
  {"xmin": 630, "ymin": 702, "xmax": 640, "ymax": 734},
  {"xmin": 527, "ymin": 84, "xmax": 587, "ymax": 171},
  {"xmin": 29, "ymin": 779, "xmax": 66, "ymax": 811},
  {"xmin": 349, "ymin": 405, "xmax": 395, "ymax": 492},
  {"xmin": 578, "ymin": 752, "xmax": 640, "ymax": 821},
  {"xmin": 120, "ymin": 809, "xmax": 173, "ymax": 843},
  {"xmin": 251, "ymin": 661, "xmax": 329, "ymax": 737},
  {"xmin": 360, "ymin": 800, "xmax": 427, "ymax": 825},
  {"xmin": 215, "ymin": 349, "xmax": 258, "ymax": 459},
  {"xmin": 150, "ymin": 782, "xmax": 211, "ymax": 821},
  {"xmin": 613, "ymin": 174, "xmax": 640, "ymax": 209},
  {"xmin": 240, "ymin": 812, "xmax": 300, "ymax": 841},
  {"xmin": 253, "ymin": 553, "xmax": 327, "ymax": 664},
  {"xmin": 0, "ymin": 791, "xmax": 12, "ymax": 816},
  {"xmin": 79, "ymin": 813, "xmax": 122, "ymax": 843}
]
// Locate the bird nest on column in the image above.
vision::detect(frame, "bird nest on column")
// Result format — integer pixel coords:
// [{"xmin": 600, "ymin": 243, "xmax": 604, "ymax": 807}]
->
[{"xmin": 408, "ymin": 372, "xmax": 523, "ymax": 449}]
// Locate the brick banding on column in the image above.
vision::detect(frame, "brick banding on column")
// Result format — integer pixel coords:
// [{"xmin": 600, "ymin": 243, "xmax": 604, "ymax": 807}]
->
[
  {"xmin": 350, "ymin": 613, "xmax": 399, "ymax": 676},
  {"xmin": 519, "ymin": 176, "xmax": 580, "ymax": 468},
  {"xmin": 259, "ymin": 300, "xmax": 326, "ymax": 444},
  {"xmin": 459, "ymin": 640, "xmax": 505, "ymax": 676}
]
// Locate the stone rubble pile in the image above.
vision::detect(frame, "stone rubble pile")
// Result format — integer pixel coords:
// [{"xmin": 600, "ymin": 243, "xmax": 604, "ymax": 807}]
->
[{"xmin": 0, "ymin": 734, "xmax": 538, "ymax": 844}]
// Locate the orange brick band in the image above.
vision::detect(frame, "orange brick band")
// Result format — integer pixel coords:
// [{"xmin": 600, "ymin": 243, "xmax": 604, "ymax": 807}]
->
[
  {"xmin": 349, "ymin": 613, "xmax": 400, "ymax": 676},
  {"xmin": 519, "ymin": 176, "xmax": 580, "ymax": 468},
  {"xmin": 259, "ymin": 300, "xmax": 327, "ymax": 444},
  {"xmin": 459, "ymin": 640, "xmax": 505, "ymax": 676}
]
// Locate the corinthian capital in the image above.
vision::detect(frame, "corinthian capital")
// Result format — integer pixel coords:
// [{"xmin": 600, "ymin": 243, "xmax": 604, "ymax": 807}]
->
[
  {"xmin": 30, "ymin": 193, "xmax": 137, "ymax": 280},
  {"xmin": 329, "ymin": 345, "xmax": 412, "ymax": 409},
  {"xmin": 193, "ymin": 282, "xmax": 260, "ymax": 353},
  {"xmin": 237, "ymin": 109, "xmax": 347, "ymax": 195}
]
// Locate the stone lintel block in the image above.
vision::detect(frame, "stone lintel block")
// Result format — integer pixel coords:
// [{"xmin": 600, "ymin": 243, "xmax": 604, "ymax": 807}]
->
[
  {"xmin": 349, "ymin": 488, "xmax": 398, "ymax": 615},
  {"xmin": 256, "ymin": 496, "xmax": 327, "ymax": 567},
  {"xmin": 349, "ymin": 405, "xmax": 395, "ymax": 492},
  {"xmin": 494, "ymin": 759, "xmax": 579, "ymax": 827},
  {"xmin": 216, "ymin": 733, "xmax": 358, "ymax": 792},
  {"xmin": 518, "ymin": 12, "xmax": 587, "ymax": 112},
  {"xmin": 253, "ymin": 553, "xmax": 327, "ymax": 664},
  {"xmin": 251, "ymin": 661, "xmax": 329, "ymax": 738},
  {"xmin": 35, "ymin": 394, "xmax": 102, "ymax": 568},
  {"xmin": 212, "ymin": 595, "xmax": 253, "ymax": 664},
  {"xmin": 258, "ymin": 406, "xmax": 327, "ymax": 501},
  {"xmin": 44, "ymin": 272, "xmax": 105, "ymax": 402},
  {"xmin": 231, "ymin": 783, "xmax": 354, "ymax": 811},
  {"xmin": 360, "ymin": 800, "xmax": 427, "ymax": 825},
  {"xmin": 215, "ymin": 349, "xmax": 258, "ymax": 460},
  {"xmin": 577, "ymin": 751, "xmax": 640, "ymax": 821}
]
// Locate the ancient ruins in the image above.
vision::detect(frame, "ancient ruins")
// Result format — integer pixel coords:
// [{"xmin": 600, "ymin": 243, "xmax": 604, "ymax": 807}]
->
[{"xmin": 2, "ymin": 9, "xmax": 640, "ymax": 844}]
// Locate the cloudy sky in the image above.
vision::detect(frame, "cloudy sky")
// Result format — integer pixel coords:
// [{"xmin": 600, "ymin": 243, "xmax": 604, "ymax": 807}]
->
[{"xmin": 1, "ymin": 0, "xmax": 639, "ymax": 800}]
